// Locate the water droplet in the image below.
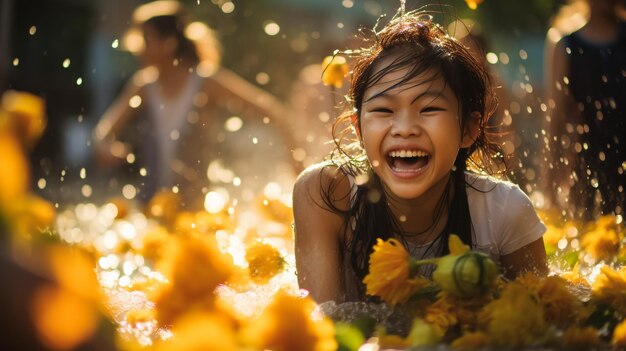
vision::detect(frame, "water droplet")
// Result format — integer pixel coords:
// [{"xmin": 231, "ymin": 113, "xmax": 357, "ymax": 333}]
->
[
  {"xmin": 81, "ymin": 184, "xmax": 92, "ymax": 197},
  {"xmin": 126, "ymin": 153, "xmax": 135, "ymax": 164},
  {"xmin": 342, "ymin": 0, "xmax": 354, "ymax": 8},
  {"xmin": 37, "ymin": 178, "xmax": 46, "ymax": 189},
  {"xmin": 519, "ymin": 49, "xmax": 528, "ymax": 60},
  {"xmin": 29, "ymin": 26, "xmax": 37, "ymax": 35},
  {"xmin": 62, "ymin": 58, "xmax": 70, "ymax": 68},
  {"xmin": 12, "ymin": 58, "xmax": 19, "ymax": 66},
  {"xmin": 255, "ymin": 72, "xmax": 270, "ymax": 85},
  {"xmin": 122, "ymin": 184, "xmax": 136, "ymax": 199},
  {"xmin": 76, "ymin": 77, "xmax": 83, "ymax": 85},
  {"xmin": 111, "ymin": 39, "xmax": 119, "ymax": 48},
  {"xmin": 252, "ymin": 137, "xmax": 258, "ymax": 144},
  {"xmin": 225, "ymin": 116, "xmax": 243, "ymax": 132},
  {"xmin": 80, "ymin": 168, "xmax": 86, "ymax": 179},
  {"xmin": 128, "ymin": 95, "xmax": 142, "ymax": 108},
  {"xmin": 264, "ymin": 21, "xmax": 280, "ymax": 36},
  {"xmin": 486, "ymin": 52, "xmax": 498, "ymax": 64},
  {"xmin": 221, "ymin": 1, "xmax": 235, "ymax": 13}
]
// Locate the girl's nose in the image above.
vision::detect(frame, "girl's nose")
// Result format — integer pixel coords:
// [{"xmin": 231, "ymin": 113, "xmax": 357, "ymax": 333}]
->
[{"xmin": 390, "ymin": 110, "xmax": 420, "ymax": 137}]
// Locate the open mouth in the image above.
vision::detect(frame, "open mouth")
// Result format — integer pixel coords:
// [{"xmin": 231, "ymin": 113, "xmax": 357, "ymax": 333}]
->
[{"xmin": 387, "ymin": 149, "xmax": 430, "ymax": 173}]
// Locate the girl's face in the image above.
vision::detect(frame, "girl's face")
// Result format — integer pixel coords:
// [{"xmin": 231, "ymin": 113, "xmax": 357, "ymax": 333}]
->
[
  {"xmin": 140, "ymin": 24, "xmax": 176, "ymax": 67},
  {"xmin": 359, "ymin": 57, "xmax": 475, "ymax": 202}
]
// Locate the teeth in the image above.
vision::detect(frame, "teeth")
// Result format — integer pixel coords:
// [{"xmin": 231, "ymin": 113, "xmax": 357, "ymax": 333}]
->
[{"xmin": 389, "ymin": 150, "xmax": 428, "ymax": 158}]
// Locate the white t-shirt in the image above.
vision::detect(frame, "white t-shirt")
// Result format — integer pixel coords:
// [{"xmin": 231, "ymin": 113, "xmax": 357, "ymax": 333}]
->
[{"xmin": 407, "ymin": 172, "xmax": 546, "ymax": 263}]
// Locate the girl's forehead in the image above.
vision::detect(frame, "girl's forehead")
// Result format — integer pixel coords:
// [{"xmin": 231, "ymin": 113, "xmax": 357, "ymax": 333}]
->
[{"xmin": 363, "ymin": 63, "xmax": 449, "ymax": 101}]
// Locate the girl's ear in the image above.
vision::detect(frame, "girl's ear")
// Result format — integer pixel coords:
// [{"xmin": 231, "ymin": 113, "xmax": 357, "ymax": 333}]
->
[{"xmin": 460, "ymin": 111, "xmax": 481, "ymax": 148}]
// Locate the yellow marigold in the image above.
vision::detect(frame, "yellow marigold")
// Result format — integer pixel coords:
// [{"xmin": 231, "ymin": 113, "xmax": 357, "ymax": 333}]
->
[
  {"xmin": 146, "ymin": 190, "xmax": 181, "ymax": 226},
  {"xmin": 464, "ymin": 0, "xmax": 484, "ymax": 10},
  {"xmin": 255, "ymin": 194, "xmax": 294, "ymax": 225},
  {"xmin": 592, "ymin": 265, "xmax": 626, "ymax": 314},
  {"xmin": 562, "ymin": 326, "xmax": 600, "ymax": 350},
  {"xmin": 560, "ymin": 263, "xmax": 590, "ymax": 287},
  {"xmin": 363, "ymin": 238, "xmax": 430, "ymax": 305},
  {"xmin": 425, "ymin": 293, "xmax": 458, "ymax": 333},
  {"xmin": 450, "ymin": 331, "xmax": 490, "ymax": 350},
  {"xmin": 154, "ymin": 311, "xmax": 238, "ymax": 351},
  {"xmin": 245, "ymin": 241, "xmax": 285, "ymax": 284},
  {"xmin": 478, "ymin": 282, "xmax": 547, "ymax": 348},
  {"xmin": 377, "ymin": 329, "xmax": 411, "ymax": 349},
  {"xmin": 612, "ymin": 319, "xmax": 626, "ymax": 347},
  {"xmin": 139, "ymin": 226, "xmax": 171, "ymax": 262},
  {"xmin": 152, "ymin": 234, "xmax": 234, "ymax": 325},
  {"xmin": 30, "ymin": 284, "xmax": 101, "ymax": 351},
  {"xmin": 321, "ymin": 55, "xmax": 349, "ymax": 88},
  {"xmin": 449, "ymin": 233, "xmax": 470, "ymax": 255},
  {"xmin": 1, "ymin": 89, "xmax": 46, "ymax": 148},
  {"xmin": 240, "ymin": 292, "xmax": 337, "ymax": 351},
  {"xmin": 581, "ymin": 226, "xmax": 620, "ymax": 262},
  {"xmin": 535, "ymin": 275, "xmax": 584, "ymax": 328},
  {"xmin": 7, "ymin": 194, "xmax": 56, "ymax": 242},
  {"xmin": 0, "ymin": 132, "xmax": 29, "ymax": 207},
  {"xmin": 406, "ymin": 318, "xmax": 443, "ymax": 347}
]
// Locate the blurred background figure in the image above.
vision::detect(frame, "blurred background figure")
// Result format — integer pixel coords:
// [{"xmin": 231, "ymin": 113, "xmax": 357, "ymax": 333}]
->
[
  {"xmin": 544, "ymin": 0, "xmax": 626, "ymax": 219},
  {"xmin": 92, "ymin": 0, "xmax": 299, "ymax": 209}
]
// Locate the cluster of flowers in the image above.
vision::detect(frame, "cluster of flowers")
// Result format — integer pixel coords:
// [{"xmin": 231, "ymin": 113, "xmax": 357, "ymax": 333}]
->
[{"xmin": 357, "ymin": 229, "xmax": 626, "ymax": 350}]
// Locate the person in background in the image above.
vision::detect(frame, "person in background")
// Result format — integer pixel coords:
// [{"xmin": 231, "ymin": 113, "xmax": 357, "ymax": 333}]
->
[
  {"xmin": 544, "ymin": 0, "xmax": 626, "ymax": 219},
  {"xmin": 93, "ymin": 0, "xmax": 299, "ymax": 209}
]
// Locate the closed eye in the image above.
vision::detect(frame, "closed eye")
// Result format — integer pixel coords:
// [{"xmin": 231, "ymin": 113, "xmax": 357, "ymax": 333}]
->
[
  {"xmin": 369, "ymin": 107, "xmax": 393, "ymax": 114},
  {"xmin": 421, "ymin": 106, "xmax": 445, "ymax": 113}
]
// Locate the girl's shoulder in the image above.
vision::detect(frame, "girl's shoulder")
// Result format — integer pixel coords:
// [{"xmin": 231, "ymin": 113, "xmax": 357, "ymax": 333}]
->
[
  {"xmin": 464, "ymin": 172, "xmax": 533, "ymax": 211},
  {"xmin": 293, "ymin": 161, "xmax": 353, "ymax": 212}
]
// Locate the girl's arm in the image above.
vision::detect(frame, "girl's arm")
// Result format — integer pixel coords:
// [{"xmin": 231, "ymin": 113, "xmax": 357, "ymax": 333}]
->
[
  {"xmin": 206, "ymin": 68, "xmax": 302, "ymax": 172},
  {"xmin": 92, "ymin": 72, "xmax": 146, "ymax": 164},
  {"xmin": 500, "ymin": 238, "xmax": 548, "ymax": 279},
  {"xmin": 293, "ymin": 164, "xmax": 350, "ymax": 303}
]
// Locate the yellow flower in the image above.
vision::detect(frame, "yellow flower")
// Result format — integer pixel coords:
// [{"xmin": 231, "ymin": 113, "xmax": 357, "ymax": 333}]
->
[
  {"xmin": 255, "ymin": 193, "xmax": 293, "ymax": 225},
  {"xmin": 478, "ymin": 282, "xmax": 547, "ymax": 348},
  {"xmin": 581, "ymin": 226, "xmax": 620, "ymax": 262},
  {"xmin": 6, "ymin": 194, "xmax": 56, "ymax": 242},
  {"xmin": 146, "ymin": 190, "xmax": 181, "ymax": 226},
  {"xmin": 406, "ymin": 318, "xmax": 443, "ymax": 347},
  {"xmin": 432, "ymin": 251, "xmax": 498, "ymax": 297},
  {"xmin": 1, "ymin": 89, "xmax": 46, "ymax": 148},
  {"xmin": 30, "ymin": 284, "xmax": 101, "ymax": 351},
  {"xmin": 448, "ymin": 233, "xmax": 470, "ymax": 255},
  {"xmin": 139, "ymin": 226, "xmax": 171, "ymax": 262},
  {"xmin": 321, "ymin": 55, "xmax": 349, "ymax": 88},
  {"xmin": 152, "ymin": 233, "xmax": 234, "ymax": 325},
  {"xmin": 612, "ymin": 319, "xmax": 626, "ymax": 347},
  {"xmin": 464, "ymin": 0, "xmax": 484, "ymax": 10},
  {"xmin": 534, "ymin": 275, "xmax": 584, "ymax": 328},
  {"xmin": 363, "ymin": 238, "xmax": 430, "ymax": 305},
  {"xmin": 562, "ymin": 326, "xmax": 600, "ymax": 350},
  {"xmin": 0, "ymin": 132, "xmax": 29, "ymax": 207},
  {"xmin": 377, "ymin": 332, "xmax": 411, "ymax": 349},
  {"xmin": 450, "ymin": 331, "xmax": 490, "ymax": 350},
  {"xmin": 245, "ymin": 241, "xmax": 285, "ymax": 284},
  {"xmin": 240, "ymin": 292, "xmax": 337, "ymax": 351},
  {"xmin": 592, "ymin": 265, "xmax": 626, "ymax": 314},
  {"xmin": 154, "ymin": 311, "xmax": 239, "ymax": 351},
  {"xmin": 425, "ymin": 293, "xmax": 458, "ymax": 333},
  {"xmin": 559, "ymin": 263, "xmax": 590, "ymax": 287}
]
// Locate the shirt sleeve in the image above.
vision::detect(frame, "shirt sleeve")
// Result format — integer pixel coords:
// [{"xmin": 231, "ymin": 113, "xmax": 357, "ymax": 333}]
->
[{"xmin": 497, "ymin": 184, "xmax": 547, "ymax": 255}]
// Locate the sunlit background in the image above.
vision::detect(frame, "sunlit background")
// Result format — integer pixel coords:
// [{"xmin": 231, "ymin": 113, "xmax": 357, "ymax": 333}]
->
[{"xmin": 2, "ymin": 0, "xmax": 626, "ymax": 350}]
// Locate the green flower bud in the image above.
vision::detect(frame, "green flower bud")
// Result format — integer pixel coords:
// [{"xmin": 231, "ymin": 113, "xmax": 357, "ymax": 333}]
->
[{"xmin": 432, "ymin": 252, "xmax": 498, "ymax": 297}]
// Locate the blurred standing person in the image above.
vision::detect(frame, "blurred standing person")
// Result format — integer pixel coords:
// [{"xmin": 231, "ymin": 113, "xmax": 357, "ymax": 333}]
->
[
  {"xmin": 544, "ymin": 0, "xmax": 626, "ymax": 219},
  {"xmin": 93, "ymin": 1, "xmax": 298, "ymax": 209}
]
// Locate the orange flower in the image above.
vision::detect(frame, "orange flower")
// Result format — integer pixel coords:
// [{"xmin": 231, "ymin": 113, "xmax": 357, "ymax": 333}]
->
[
  {"xmin": 425, "ymin": 293, "xmax": 458, "ymax": 333},
  {"xmin": 152, "ymin": 233, "xmax": 234, "ymax": 325},
  {"xmin": 478, "ymin": 282, "xmax": 547, "ymax": 348},
  {"xmin": 321, "ymin": 55, "xmax": 349, "ymax": 88},
  {"xmin": 464, "ymin": 0, "xmax": 484, "ymax": 10},
  {"xmin": 612, "ymin": 319, "xmax": 626, "ymax": 347},
  {"xmin": 451, "ymin": 331, "xmax": 490, "ymax": 350},
  {"xmin": 1, "ymin": 89, "xmax": 46, "ymax": 148},
  {"xmin": 0, "ymin": 131, "xmax": 29, "ymax": 207},
  {"xmin": 535, "ymin": 275, "xmax": 584, "ymax": 328},
  {"xmin": 240, "ymin": 292, "xmax": 337, "ymax": 351},
  {"xmin": 363, "ymin": 238, "xmax": 430, "ymax": 305},
  {"xmin": 245, "ymin": 241, "xmax": 285, "ymax": 284},
  {"xmin": 30, "ymin": 284, "xmax": 101, "ymax": 351},
  {"xmin": 154, "ymin": 311, "xmax": 239, "ymax": 351},
  {"xmin": 592, "ymin": 265, "xmax": 626, "ymax": 314}
]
